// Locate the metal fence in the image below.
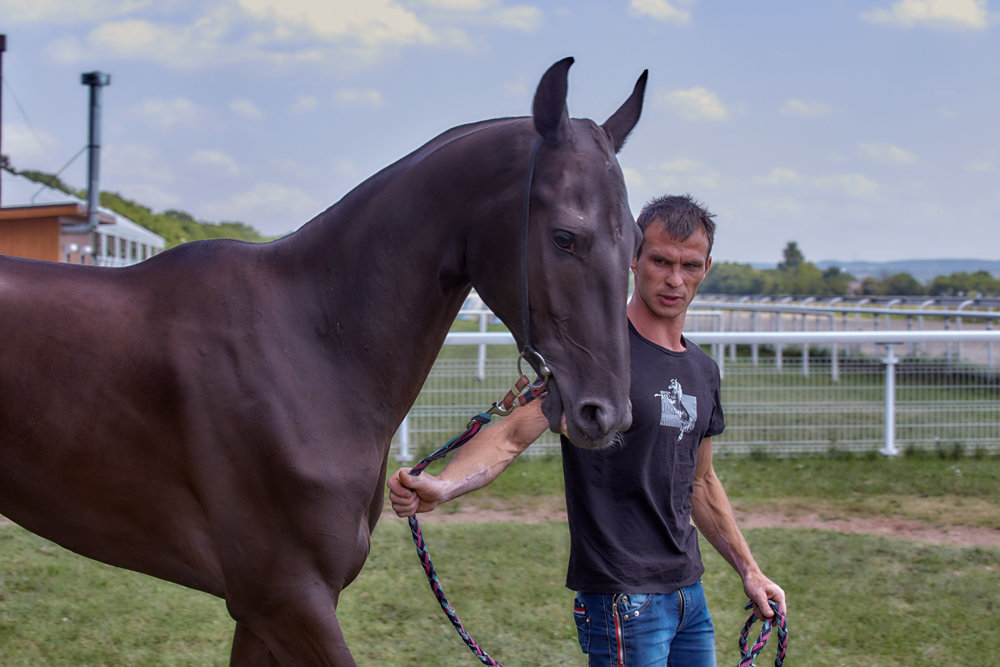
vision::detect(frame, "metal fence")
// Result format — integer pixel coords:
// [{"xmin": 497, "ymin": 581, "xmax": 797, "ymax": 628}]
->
[{"xmin": 392, "ymin": 302, "xmax": 1000, "ymax": 461}]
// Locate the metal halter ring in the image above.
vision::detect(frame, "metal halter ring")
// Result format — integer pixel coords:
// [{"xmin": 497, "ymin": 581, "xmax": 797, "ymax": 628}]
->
[{"xmin": 517, "ymin": 347, "xmax": 551, "ymax": 390}]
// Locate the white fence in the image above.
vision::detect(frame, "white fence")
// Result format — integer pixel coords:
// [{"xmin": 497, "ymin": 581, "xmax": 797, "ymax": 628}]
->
[{"xmin": 393, "ymin": 326, "xmax": 1000, "ymax": 461}]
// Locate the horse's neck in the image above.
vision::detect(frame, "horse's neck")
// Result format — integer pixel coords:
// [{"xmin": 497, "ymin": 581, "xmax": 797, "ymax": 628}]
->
[{"xmin": 282, "ymin": 141, "xmax": 517, "ymax": 427}]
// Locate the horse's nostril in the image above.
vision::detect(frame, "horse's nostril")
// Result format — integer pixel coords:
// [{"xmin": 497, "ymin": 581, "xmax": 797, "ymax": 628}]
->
[{"xmin": 579, "ymin": 402, "xmax": 608, "ymax": 435}]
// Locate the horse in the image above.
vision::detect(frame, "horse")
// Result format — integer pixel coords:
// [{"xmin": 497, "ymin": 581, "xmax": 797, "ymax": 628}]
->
[{"xmin": 0, "ymin": 57, "xmax": 646, "ymax": 665}]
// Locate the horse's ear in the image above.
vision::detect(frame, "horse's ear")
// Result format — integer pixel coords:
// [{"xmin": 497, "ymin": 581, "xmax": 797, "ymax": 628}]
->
[
  {"xmin": 602, "ymin": 69, "xmax": 648, "ymax": 154},
  {"xmin": 533, "ymin": 57, "xmax": 574, "ymax": 146}
]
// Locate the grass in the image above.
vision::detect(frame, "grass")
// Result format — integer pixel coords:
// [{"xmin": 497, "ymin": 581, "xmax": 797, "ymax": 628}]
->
[{"xmin": 2, "ymin": 456, "xmax": 999, "ymax": 665}]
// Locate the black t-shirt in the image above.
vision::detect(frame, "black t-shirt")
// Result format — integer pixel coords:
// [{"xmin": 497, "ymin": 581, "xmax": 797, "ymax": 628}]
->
[{"xmin": 560, "ymin": 320, "xmax": 725, "ymax": 594}]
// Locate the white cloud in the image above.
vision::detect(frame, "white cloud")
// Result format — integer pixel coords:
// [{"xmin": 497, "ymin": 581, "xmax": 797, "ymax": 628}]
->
[
  {"xmin": 115, "ymin": 183, "xmax": 181, "ymax": 212},
  {"xmin": 103, "ymin": 143, "xmax": 174, "ymax": 186},
  {"xmin": 332, "ymin": 89, "xmax": 385, "ymax": 110},
  {"xmin": 200, "ymin": 181, "xmax": 320, "ymax": 234},
  {"xmin": 486, "ymin": 5, "xmax": 543, "ymax": 31},
  {"xmin": 188, "ymin": 150, "xmax": 242, "ymax": 177},
  {"xmin": 1, "ymin": 123, "xmax": 61, "ymax": 171},
  {"xmin": 858, "ymin": 142, "xmax": 919, "ymax": 165},
  {"xmin": 291, "ymin": 95, "xmax": 320, "ymax": 114},
  {"xmin": 655, "ymin": 87, "xmax": 729, "ymax": 121},
  {"xmin": 230, "ymin": 98, "xmax": 264, "ymax": 120},
  {"xmin": 652, "ymin": 157, "xmax": 720, "ymax": 190},
  {"xmin": 48, "ymin": 15, "xmax": 241, "ymax": 69},
  {"xmin": 503, "ymin": 78, "xmax": 530, "ymax": 97},
  {"xmin": 0, "ymin": 0, "xmax": 151, "ymax": 24},
  {"xmin": 622, "ymin": 167, "xmax": 646, "ymax": 197},
  {"xmin": 780, "ymin": 98, "xmax": 835, "ymax": 118},
  {"xmin": 39, "ymin": 0, "xmax": 537, "ymax": 71},
  {"xmin": 755, "ymin": 167, "xmax": 802, "ymax": 186},
  {"xmin": 330, "ymin": 158, "xmax": 360, "ymax": 179},
  {"xmin": 861, "ymin": 0, "xmax": 990, "ymax": 29},
  {"xmin": 628, "ymin": 0, "xmax": 693, "ymax": 25},
  {"xmin": 964, "ymin": 159, "xmax": 996, "ymax": 172},
  {"xmin": 239, "ymin": 0, "xmax": 438, "ymax": 47},
  {"xmin": 415, "ymin": 0, "xmax": 543, "ymax": 31},
  {"xmin": 814, "ymin": 173, "xmax": 881, "ymax": 198},
  {"xmin": 127, "ymin": 97, "xmax": 217, "ymax": 132}
]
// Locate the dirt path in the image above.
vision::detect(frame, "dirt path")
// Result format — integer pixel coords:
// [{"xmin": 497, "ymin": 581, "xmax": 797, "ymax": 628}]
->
[
  {"xmin": 386, "ymin": 499, "xmax": 1000, "ymax": 549},
  {"xmin": 6, "ymin": 505, "xmax": 998, "ymax": 549}
]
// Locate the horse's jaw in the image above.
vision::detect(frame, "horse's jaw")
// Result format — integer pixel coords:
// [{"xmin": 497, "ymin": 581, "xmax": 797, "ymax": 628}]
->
[{"xmin": 540, "ymin": 377, "xmax": 631, "ymax": 450}]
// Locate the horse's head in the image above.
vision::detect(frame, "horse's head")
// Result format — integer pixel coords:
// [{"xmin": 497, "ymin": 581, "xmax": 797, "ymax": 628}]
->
[{"xmin": 470, "ymin": 58, "xmax": 647, "ymax": 449}]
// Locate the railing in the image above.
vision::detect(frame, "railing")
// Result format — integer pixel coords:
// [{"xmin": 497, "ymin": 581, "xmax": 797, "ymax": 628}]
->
[{"xmin": 393, "ymin": 327, "xmax": 1000, "ymax": 461}]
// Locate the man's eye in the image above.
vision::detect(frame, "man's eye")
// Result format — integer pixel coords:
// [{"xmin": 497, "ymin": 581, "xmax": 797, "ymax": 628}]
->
[{"xmin": 554, "ymin": 230, "xmax": 576, "ymax": 253}]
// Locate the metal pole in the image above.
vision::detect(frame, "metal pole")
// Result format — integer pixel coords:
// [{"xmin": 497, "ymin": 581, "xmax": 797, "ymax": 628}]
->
[
  {"xmin": 81, "ymin": 71, "xmax": 111, "ymax": 230},
  {"xmin": 477, "ymin": 306, "xmax": 488, "ymax": 381},
  {"xmin": 0, "ymin": 34, "xmax": 6, "ymax": 206},
  {"xmin": 880, "ymin": 345, "xmax": 900, "ymax": 456},
  {"xmin": 395, "ymin": 414, "xmax": 412, "ymax": 462}
]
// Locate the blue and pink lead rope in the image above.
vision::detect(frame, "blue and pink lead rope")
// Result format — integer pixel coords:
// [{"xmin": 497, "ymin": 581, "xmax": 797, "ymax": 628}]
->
[
  {"xmin": 405, "ymin": 375, "xmax": 543, "ymax": 666},
  {"xmin": 738, "ymin": 599, "xmax": 788, "ymax": 666}
]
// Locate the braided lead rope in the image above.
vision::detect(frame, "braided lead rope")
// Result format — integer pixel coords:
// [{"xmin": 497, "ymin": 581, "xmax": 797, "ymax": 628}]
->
[
  {"xmin": 738, "ymin": 600, "xmax": 787, "ymax": 667},
  {"xmin": 406, "ymin": 374, "xmax": 545, "ymax": 666},
  {"xmin": 408, "ymin": 515, "xmax": 501, "ymax": 666}
]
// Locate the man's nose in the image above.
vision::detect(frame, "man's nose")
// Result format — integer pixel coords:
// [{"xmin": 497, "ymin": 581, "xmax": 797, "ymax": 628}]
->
[{"xmin": 664, "ymin": 265, "xmax": 683, "ymax": 287}]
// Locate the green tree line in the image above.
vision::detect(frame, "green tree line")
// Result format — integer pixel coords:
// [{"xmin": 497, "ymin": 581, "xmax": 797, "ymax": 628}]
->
[
  {"xmin": 702, "ymin": 241, "xmax": 1000, "ymax": 297},
  {"xmin": 12, "ymin": 168, "xmax": 272, "ymax": 248}
]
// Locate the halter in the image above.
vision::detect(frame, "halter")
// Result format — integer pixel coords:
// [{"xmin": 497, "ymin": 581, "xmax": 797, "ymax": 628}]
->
[
  {"xmin": 405, "ymin": 134, "xmax": 553, "ymax": 665},
  {"xmin": 517, "ymin": 135, "xmax": 551, "ymax": 391}
]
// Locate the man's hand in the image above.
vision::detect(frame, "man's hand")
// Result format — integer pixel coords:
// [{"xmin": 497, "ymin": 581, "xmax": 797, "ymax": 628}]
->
[
  {"xmin": 387, "ymin": 468, "xmax": 448, "ymax": 517},
  {"xmin": 743, "ymin": 571, "xmax": 786, "ymax": 620}
]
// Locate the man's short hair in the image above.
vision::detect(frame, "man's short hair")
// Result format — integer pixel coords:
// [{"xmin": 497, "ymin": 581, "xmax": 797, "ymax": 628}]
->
[{"xmin": 635, "ymin": 194, "xmax": 716, "ymax": 258}]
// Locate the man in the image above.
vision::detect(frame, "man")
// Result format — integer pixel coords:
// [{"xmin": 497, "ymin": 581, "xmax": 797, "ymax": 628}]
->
[{"xmin": 388, "ymin": 195, "xmax": 785, "ymax": 666}]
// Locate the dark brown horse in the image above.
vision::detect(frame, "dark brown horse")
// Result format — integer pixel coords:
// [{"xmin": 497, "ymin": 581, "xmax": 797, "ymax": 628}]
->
[{"xmin": 0, "ymin": 58, "xmax": 646, "ymax": 665}]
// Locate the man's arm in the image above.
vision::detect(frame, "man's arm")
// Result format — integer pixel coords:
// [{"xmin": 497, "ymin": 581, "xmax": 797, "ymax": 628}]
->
[
  {"xmin": 690, "ymin": 437, "xmax": 786, "ymax": 618},
  {"xmin": 387, "ymin": 399, "xmax": 550, "ymax": 517}
]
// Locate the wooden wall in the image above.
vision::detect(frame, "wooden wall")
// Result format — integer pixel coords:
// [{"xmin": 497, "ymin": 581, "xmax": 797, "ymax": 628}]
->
[{"xmin": 0, "ymin": 217, "xmax": 61, "ymax": 262}]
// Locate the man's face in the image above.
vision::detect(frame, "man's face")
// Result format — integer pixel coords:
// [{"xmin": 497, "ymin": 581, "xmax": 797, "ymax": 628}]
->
[{"xmin": 631, "ymin": 221, "xmax": 712, "ymax": 322}]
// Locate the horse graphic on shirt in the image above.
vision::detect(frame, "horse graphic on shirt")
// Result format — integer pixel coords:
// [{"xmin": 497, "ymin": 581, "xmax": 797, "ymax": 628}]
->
[{"xmin": 655, "ymin": 379, "xmax": 697, "ymax": 440}]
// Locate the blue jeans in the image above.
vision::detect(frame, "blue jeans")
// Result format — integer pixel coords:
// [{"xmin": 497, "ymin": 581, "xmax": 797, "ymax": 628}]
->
[{"xmin": 573, "ymin": 581, "xmax": 716, "ymax": 666}]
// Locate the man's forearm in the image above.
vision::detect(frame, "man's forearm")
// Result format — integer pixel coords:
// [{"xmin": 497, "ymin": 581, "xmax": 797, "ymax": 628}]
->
[
  {"xmin": 691, "ymin": 474, "xmax": 761, "ymax": 580},
  {"xmin": 690, "ymin": 438, "xmax": 762, "ymax": 581},
  {"xmin": 433, "ymin": 400, "xmax": 549, "ymax": 503}
]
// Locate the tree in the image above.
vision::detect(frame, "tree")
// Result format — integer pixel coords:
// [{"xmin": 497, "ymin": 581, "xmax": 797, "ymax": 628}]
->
[
  {"xmin": 821, "ymin": 266, "xmax": 855, "ymax": 295},
  {"xmin": 883, "ymin": 272, "xmax": 925, "ymax": 296},
  {"xmin": 700, "ymin": 262, "xmax": 770, "ymax": 294},
  {"xmin": 930, "ymin": 270, "xmax": 1000, "ymax": 297},
  {"xmin": 778, "ymin": 241, "xmax": 804, "ymax": 271}
]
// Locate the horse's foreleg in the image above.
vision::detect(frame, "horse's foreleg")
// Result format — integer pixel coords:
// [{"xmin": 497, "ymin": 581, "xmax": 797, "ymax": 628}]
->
[
  {"xmin": 227, "ymin": 580, "xmax": 358, "ymax": 667},
  {"xmin": 230, "ymin": 622, "xmax": 280, "ymax": 667}
]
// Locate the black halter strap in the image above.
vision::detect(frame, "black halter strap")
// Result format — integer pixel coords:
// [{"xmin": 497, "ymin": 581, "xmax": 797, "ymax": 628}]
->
[{"xmin": 518, "ymin": 135, "xmax": 551, "ymax": 387}]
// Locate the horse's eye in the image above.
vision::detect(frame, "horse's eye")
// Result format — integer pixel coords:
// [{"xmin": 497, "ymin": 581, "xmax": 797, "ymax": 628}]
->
[{"xmin": 553, "ymin": 230, "xmax": 576, "ymax": 253}]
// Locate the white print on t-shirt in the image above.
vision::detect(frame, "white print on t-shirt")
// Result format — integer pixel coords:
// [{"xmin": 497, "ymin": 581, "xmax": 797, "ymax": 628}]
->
[{"xmin": 654, "ymin": 378, "xmax": 697, "ymax": 441}]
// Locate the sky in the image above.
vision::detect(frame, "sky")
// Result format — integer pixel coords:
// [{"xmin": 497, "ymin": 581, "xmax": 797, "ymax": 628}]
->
[{"xmin": 1, "ymin": 0, "xmax": 997, "ymax": 264}]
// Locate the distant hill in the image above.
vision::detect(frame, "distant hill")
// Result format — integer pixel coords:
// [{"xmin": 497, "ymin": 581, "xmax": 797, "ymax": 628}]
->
[{"xmin": 751, "ymin": 259, "xmax": 1000, "ymax": 283}]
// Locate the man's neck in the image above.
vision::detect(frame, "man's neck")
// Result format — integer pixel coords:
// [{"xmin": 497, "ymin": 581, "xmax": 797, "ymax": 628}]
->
[{"xmin": 627, "ymin": 298, "xmax": 686, "ymax": 352}]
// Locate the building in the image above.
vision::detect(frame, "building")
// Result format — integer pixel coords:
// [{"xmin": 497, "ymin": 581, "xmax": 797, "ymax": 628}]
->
[{"xmin": 0, "ymin": 169, "xmax": 166, "ymax": 267}]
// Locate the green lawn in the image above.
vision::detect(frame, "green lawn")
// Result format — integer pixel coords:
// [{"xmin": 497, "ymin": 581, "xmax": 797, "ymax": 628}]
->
[{"xmin": 2, "ymin": 456, "xmax": 998, "ymax": 665}]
